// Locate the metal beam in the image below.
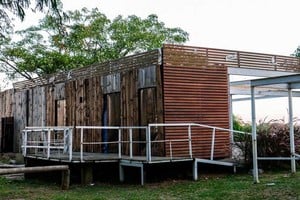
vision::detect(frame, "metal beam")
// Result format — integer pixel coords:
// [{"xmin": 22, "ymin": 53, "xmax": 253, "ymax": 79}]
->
[
  {"xmin": 228, "ymin": 67, "xmax": 297, "ymax": 77},
  {"xmin": 233, "ymin": 95, "xmax": 286, "ymax": 102},
  {"xmin": 251, "ymin": 74, "xmax": 300, "ymax": 87},
  {"xmin": 230, "ymin": 88, "xmax": 300, "ymax": 97}
]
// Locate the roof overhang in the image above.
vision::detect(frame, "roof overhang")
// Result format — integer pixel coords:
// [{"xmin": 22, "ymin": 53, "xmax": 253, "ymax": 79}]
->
[{"xmin": 230, "ymin": 74, "xmax": 300, "ymax": 101}]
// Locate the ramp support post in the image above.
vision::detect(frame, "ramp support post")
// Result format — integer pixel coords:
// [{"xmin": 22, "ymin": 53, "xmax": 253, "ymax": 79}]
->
[{"xmin": 193, "ymin": 159, "xmax": 198, "ymax": 181}]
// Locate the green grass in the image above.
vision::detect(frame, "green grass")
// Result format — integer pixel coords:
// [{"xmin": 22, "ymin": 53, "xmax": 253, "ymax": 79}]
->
[{"xmin": 0, "ymin": 171, "xmax": 300, "ymax": 200}]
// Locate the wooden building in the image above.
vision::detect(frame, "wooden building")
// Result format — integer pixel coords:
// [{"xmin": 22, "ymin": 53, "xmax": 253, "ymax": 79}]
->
[{"xmin": 1, "ymin": 44, "xmax": 300, "ymax": 159}]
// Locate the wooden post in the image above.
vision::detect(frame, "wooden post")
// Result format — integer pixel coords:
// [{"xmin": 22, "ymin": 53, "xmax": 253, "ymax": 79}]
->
[
  {"xmin": 61, "ymin": 169, "xmax": 70, "ymax": 190},
  {"xmin": 81, "ymin": 165, "xmax": 93, "ymax": 185},
  {"xmin": 0, "ymin": 165, "xmax": 70, "ymax": 190}
]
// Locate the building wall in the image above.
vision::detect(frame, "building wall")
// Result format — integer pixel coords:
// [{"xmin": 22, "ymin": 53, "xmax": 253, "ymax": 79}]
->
[
  {"xmin": 63, "ymin": 66, "xmax": 164, "ymax": 155},
  {"xmin": 1, "ymin": 45, "xmax": 231, "ymax": 157},
  {"xmin": 162, "ymin": 44, "xmax": 230, "ymax": 158}
]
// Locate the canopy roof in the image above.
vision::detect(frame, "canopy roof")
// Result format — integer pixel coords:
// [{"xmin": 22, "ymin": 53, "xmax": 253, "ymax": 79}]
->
[{"xmin": 230, "ymin": 74, "xmax": 300, "ymax": 101}]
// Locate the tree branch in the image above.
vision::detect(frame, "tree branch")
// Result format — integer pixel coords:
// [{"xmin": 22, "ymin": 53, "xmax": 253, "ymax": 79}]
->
[{"xmin": 0, "ymin": 57, "xmax": 34, "ymax": 80}]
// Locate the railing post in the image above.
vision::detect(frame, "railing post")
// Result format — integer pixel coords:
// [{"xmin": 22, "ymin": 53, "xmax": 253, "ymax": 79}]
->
[
  {"xmin": 129, "ymin": 128, "xmax": 133, "ymax": 159},
  {"xmin": 80, "ymin": 128, "xmax": 84, "ymax": 162},
  {"xmin": 63, "ymin": 129, "xmax": 67, "ymax": 154},
  {"xmin": 169, "ymin": 141, "xmax": 173, "ymax": 160},
  {"xmin": 47, "ymin": 129, "xmax": 51, "ymax": 159},
  {"xmin": 188, "ymin": 125, "xmax": 193, "ymax": 158},
  {"xmin": 146, "ymin": 126, "xmax": 152, "ymax": 162},
  {"xmin": 118, "ymin": 128, "xmax": 122, "ymax": 158},
  {"xmin": 23, "ymin": 130, "xmax": 27, "ymax": 156},
  {"xmin": 210, "ymin": 128, "xmax": 216, "ymax": 160},
  {"xmin": 69, "ymin": 128, "xmax": 73, "ymax": 161}
]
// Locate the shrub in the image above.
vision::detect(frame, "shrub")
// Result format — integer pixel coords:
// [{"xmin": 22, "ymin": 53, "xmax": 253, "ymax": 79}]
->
[{"xmin": 233, "ymin": 116, "xmax": 300, "ymax": 169}]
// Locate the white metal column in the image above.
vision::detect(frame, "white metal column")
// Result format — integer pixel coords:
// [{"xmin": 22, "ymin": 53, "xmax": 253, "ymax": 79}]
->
[
  {"xmin": 229, "ymin": 94, "xmax": 234, "ymax": 144},
  {"xmin": 251, "ymin": 86, "xmax": 259, "ymax": 183},
  {"xmin": 288, "ymin": 86, "xmax": 296, "ymax": 173}
]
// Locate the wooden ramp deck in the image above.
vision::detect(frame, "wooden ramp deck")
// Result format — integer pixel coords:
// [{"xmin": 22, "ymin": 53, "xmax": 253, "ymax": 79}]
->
[
  {"xmin": 24, "ymin": 152, "xmax": 240, "ymax": 186},
  {"xmin": 24, "ymin": 152, "xmax": 193, "ymax": 163}
]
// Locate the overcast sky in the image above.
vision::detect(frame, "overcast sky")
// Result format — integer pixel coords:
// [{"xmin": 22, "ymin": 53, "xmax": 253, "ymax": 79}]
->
[
  {"xmin": 15, "ymin": 0, "xmax": 300, "ymax": 55},
  {"xmin": 5, "ymin": 0, "xmax": 300, "ymax": 122},
  {"xmin": 63, "ymin": 0, "xmax": 300, "ymax": 55}
]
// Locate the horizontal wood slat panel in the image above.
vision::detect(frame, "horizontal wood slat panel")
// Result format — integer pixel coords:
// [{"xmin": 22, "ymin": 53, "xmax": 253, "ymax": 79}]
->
[
  {"xmin": 163, "ymin": 45, "xmax": 230, "ymax": 159},
  {"xmin": 163, "ymin": 44, "xmax": 300, "ymax": 73},
  {"xmin": 13, "ymin": 49, "xmax": 161, "ymax": 90}
]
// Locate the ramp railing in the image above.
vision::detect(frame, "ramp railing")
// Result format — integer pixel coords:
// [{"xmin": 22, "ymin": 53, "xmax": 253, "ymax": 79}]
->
[
  {"xmin": 148, "ymin": 123, "xmax": 248, "ymax": 162},
  {"xmin": 21, "ymin": 127, "xmax": 73, "ymax": 161},
  {"xmin": 21, "ymin": 123, "xmax": 247, "ymax": 163},
  {"xmin": 76, "ymin": 126, "xmax": 148, "ymax": 162}
]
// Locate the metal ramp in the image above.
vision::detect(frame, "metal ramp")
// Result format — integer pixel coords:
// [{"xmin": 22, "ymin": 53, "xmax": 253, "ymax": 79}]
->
[{"xmin": 21, "ymin": 123, "xmax": 247, "ymax": 185}]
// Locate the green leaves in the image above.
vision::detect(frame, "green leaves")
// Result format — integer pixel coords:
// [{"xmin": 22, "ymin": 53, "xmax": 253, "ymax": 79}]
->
[
  {"xmin": 1, "ymin": 8, "xmax": 189, "ymax": 80},
  {"xmin": 292, "ymin": 46, "xmax": 300, "ymax": 57},
  {"xmin": 109, "ymin": 14, "xmax": 188, "ymax": 57}
]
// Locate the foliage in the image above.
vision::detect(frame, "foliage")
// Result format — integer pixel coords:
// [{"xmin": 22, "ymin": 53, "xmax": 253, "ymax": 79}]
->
[
  {"xmin": 233, "ymin": 115, "xmax": 251, "ymax": 132},
  {"xmin": 0, "ymin": 0, "xmax": 61, "ymax": 38},
  {"xmin": 233, "ymin": 116, "xmax": 300, "ymax": 168},
  {"xmin": 1, "ymin": 172, "xmax": 300, "ymax": 200},
  {"xmin": 292, "ymin": 46, "xmax": 300, "ymax": 57},
  {"xmin": 233, "ymin": 115, "xmax": 252, "ymax": 164},
  {"xmin": 0, "ymin": 8, "xmax": 189, "ymax": 80}
]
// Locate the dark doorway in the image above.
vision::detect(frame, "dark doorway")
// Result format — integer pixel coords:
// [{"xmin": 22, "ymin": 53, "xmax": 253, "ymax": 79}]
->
[
  {"xmin": 55, "ymin": 99, "xmax": 66, "ymax": 126},
  {"xmin": 1, "ymin": 117, "xmax": 14, "ymax": 152},
  {"xmin": 102, "ymin": 93, "xmax": 121, "ymax": 153}
]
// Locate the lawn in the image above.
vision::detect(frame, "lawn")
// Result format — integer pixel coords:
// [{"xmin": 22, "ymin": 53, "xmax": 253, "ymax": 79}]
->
[{"xmin": 0, "ymin": 171, "xmax": 299, "ymax": 200}]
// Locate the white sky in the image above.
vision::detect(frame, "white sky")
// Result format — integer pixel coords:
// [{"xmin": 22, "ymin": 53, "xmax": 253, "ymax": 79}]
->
[
  {"xmin": 3, "ymin": 0, "xmax": 300, "ymax": 122},
  {"xmin": 60, "ymin": 0, "xmax": 300, "ymax": 56}
]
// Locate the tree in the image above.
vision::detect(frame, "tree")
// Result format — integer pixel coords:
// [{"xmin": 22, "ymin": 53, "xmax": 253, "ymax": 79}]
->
[
  {"xmin": 293, "ymin": 46, "xmax": 300, "ymax": 57},
  {"xmin": 0, "ymin": 8, "xmax": 189, "ymax": 80},
  {"xmin": 0, "ymin": 0, "xmax": 61, "ymax": 38}
]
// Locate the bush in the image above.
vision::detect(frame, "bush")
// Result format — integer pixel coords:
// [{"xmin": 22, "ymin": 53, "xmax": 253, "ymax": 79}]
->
[{"xmin": 233, "ymin": 116, "xmax": 300, "ymax": 169}]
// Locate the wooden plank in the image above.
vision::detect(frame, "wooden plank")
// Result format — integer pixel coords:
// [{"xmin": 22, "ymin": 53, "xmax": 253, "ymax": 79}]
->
[
  {"xmin": 120, "ymin": 69, "xmax": 139, "ymax": 154},
  {"xmin": 13, "ymin": 90, "xmax": 27, "ymax": 152}
]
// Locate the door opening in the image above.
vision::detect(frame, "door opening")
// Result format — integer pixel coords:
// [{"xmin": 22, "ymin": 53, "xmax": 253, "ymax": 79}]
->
[{"xmin": 1, "ymin": 117, "xmax": 14, "ymax": 152}]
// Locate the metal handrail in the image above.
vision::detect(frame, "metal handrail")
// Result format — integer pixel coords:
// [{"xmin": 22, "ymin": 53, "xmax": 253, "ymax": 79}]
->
[
  {"xmin": 76, "ymin": 126, "xmax": 148, "ymax": 162},
  {"xmin": 148, "ymin": 123, "xmax": 248, "ymax": 162},
  {"xmin": 21, "ymin": 127, "xmax": 73, "ymax": 161},
  {"xmin": 21, "ymin": 123, "xmax": 248, "ymax": 163}
]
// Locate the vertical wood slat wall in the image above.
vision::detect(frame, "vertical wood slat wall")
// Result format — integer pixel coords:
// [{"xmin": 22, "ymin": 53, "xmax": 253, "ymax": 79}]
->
[
  {"xmin": 120, "ymin": 69, "xmax": 139, "ymax": 154},
  {"xmin": 162, "ymin": 44, "xmax": 230, "ymax": 158},
  {"xmin": 0, "ymin": 90, "xmax": 14, "ymax": 151},
  {"xmin": 65, "ymin": 77, "xmax": 103, "ymax": 152}
]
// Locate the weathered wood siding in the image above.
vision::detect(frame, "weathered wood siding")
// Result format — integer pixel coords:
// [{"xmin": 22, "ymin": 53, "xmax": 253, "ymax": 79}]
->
[
  {"xmin": 62, "ymin": 65, "xmax": 164, "ymax": 155},
  {"xmin": 0, "ymin": 90, "xmax": 14, "ymax": 151},
  {"xmin": 46, "ymin": 83, "xmax": 65, "ymax": 126},
  {"xmin": 162, "ymin": 44, "xmax": 230, "ymax": 158},
  {"xmin": 27, "ymin": 87, "xmax": 46, "ymax": 127},
  {"xmin": 65, "ymin": 77, "xmax": 103, "ymax": 152},
  {"xmin": 13, "ymin": 90, "xmax": 27, "ymax": 152}
]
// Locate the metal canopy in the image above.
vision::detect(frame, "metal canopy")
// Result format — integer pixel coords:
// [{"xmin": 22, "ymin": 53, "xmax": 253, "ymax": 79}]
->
[
  {"xmin": 230, "ymin": 74, "xmax": 300, "ymax": 101},
  {"xmin": 248, "ymin": 74, "xmax": 300, "ymax": 183},
  {"xmin": 250, "ymin": 74, "xmax": 300, "ymax": 88}
]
